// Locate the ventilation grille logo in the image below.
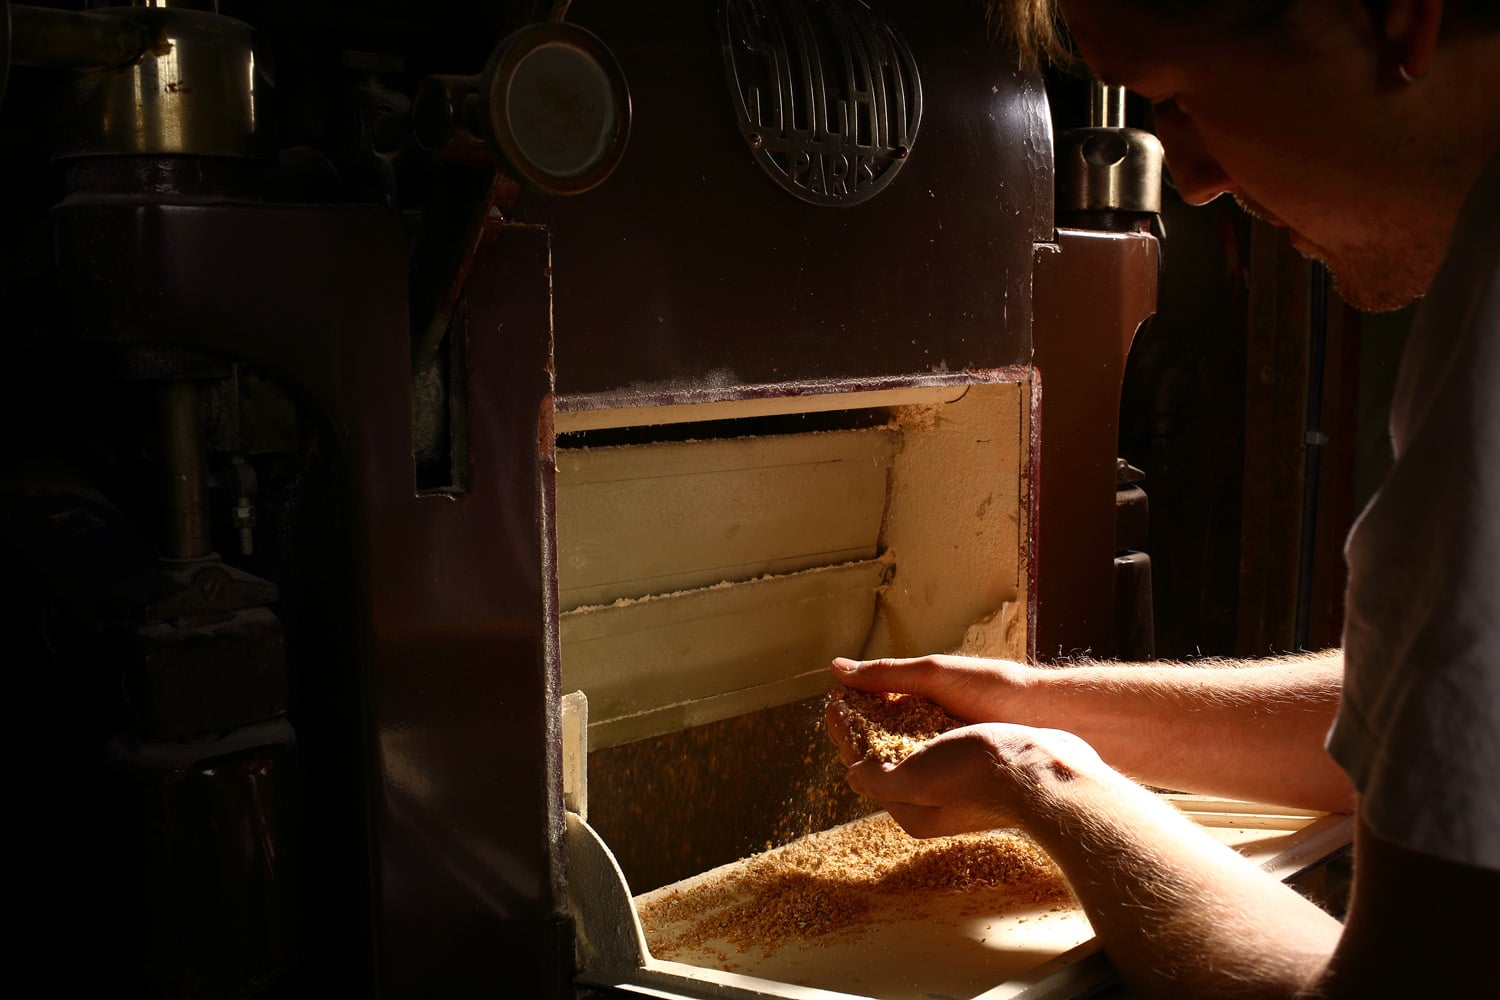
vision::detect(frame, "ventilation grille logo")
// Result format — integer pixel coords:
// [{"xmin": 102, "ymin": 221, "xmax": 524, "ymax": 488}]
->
[{"xmin": 721, "ymin": 0, "xmax": 923, "ymax": 207}]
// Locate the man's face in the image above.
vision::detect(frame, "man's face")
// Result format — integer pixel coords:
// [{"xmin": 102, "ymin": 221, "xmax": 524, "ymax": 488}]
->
[{"xmin": 1059, "ymin": 0, "xmax": 1439, "ymax": 311}]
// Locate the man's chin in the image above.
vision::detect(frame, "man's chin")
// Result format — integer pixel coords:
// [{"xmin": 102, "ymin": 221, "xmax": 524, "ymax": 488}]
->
[
  {"xmin": 1232, "ymin": 193, "xmax": 1287, "ymax": 231},
  {"xmin": 1226, "ymin": 193, "xmax": 1429, "ymax": 311},
  {"xmin": 1327, "ymin": 269, "xmax": 1424, "ymax": 314},
  {"xmin": 1286, "ymin": 234, "xmax": 1425, "ymax": 314}
]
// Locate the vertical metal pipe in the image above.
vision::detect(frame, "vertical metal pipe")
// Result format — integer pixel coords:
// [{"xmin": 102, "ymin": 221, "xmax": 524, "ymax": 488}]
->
[
  {"xmin": 1294, "ymin": 262, "xmax": 1331, "ymax": 651},
  {"xmin": 159, "ymin": 380, "xmax": 212, "ymax": 560},
  {"xmin": 1089, "ymin": 81, "xmax": 1126, "ymax": 129}
]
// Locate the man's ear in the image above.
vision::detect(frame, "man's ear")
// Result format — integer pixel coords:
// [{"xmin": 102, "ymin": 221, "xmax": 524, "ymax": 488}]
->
[{"xmin": 1383, "ymin": 0, "xmax": 1443, "ymax": 81}]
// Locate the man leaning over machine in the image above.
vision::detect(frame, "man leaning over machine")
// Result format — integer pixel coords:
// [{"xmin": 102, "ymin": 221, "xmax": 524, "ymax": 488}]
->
[{"xmin": 825, "ymin": 2, "xmax": 1500, "ymax": 996}]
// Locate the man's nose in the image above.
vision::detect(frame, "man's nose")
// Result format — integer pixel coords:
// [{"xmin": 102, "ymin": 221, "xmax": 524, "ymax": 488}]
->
[
  {"xmin": 1153, "ymin": 110, "xmax": 1233, "ymax": 206},
  {"xmin": 1168, "ymin": 147, "xmax": 1234, "ymax": 206}
]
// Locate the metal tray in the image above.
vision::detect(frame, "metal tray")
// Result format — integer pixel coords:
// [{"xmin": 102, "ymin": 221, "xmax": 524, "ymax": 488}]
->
[{"xmin": 569, "ymin": 797, "xmax": 1353, "ymax": 1000}]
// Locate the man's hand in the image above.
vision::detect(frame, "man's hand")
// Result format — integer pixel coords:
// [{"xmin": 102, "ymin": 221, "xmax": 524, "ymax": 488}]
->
[
  {"xmin": 831, "ymin": 650, "xmax": 1353, "ymax": 813},
  {"xmin": 824, "ymin": 661, "xmax": 1357, "ymax": 998},
  {"xmin": 827, "ymin": 694, "xmax": 1108, "ymax": 838},
  {"xmin": 831, "ymin": 654, "xmax": 1036, "ymax": 725}
]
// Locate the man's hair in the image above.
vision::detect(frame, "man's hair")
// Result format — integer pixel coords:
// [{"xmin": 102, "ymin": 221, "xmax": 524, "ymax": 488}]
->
[
  {"xmin": 988, "ymin": 0, "xmax": 1499, "ymax": 71},
  {"xmin": 986, "ymin": 0, "xmax": 1068, "ymax": 70},
  {"xmin": 988, "ymin": 0, "xmax": 1305, "ymax": 69}
]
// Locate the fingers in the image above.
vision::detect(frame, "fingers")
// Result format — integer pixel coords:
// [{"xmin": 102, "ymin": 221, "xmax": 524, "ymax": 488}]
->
[
  {"xmin": 823, "ymin": 699, "xmax": 859, "ymax": 767},
  {"xmin": 881, "ymin": 801, "xmax": 951, "ymax": 840},
  {"xmin": 832, "ymin": 654, "xmax": 1034, "ymax": 727},
  {"xmin": 846, "ymin": 754, "xmax": 1005, "ymax": 840},
  {"xmin": 831, "ymin": 655, "xmax": 944, "ymax": 695},
  {"xmin": 841, "ymin": 724, "xmax": 1083, "ymax": 838},
  {"xmin": 844, "ymin": 755, "xmax": 892, "ymax": 798},
  {"xmin": 845, "ymin": 738, "xmax": 957, "ymax": 806}
]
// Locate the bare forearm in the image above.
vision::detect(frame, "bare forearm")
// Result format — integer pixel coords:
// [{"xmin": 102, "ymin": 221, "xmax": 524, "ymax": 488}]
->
[
  {"xmin": 1026, "ymin": 767, "xmax": 1341, "ymax": 999},
  {"xmin": 835, "ymin": 717, "xmax": 1347, "ymax": 998},
  {"xmin": 1012, "ymin": 651, "xmax": 1353, "ymax": 811},
  {"xmin": 831, "ymin": 650, "xmax": 1354, "ymax": 810}
]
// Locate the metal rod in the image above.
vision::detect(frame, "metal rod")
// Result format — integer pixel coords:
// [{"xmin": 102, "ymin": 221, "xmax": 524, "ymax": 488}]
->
[
  {"xmin": 9, "ymin": 4, "xmax": 149, "ymax": 73},
  {"xmin": 1294, "ymin": 262, "xmax": 1331, "ymax": 651},
  {"xmin": 159, "ymin": 380, "xmax": 213, "ymax": 560},
  {"xmin": 2, "ymin": 1, "xmax": 13, "ymax": 106},
  {"xmin": 1089, "ymin": 81, "xmax": 1126, "ymax": 129}
]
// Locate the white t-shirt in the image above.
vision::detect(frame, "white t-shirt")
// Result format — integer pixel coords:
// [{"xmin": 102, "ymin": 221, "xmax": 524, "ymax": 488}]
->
[{"xmin": 1328, "ymin": 152, "xmax": 1500, "ymax": 872}]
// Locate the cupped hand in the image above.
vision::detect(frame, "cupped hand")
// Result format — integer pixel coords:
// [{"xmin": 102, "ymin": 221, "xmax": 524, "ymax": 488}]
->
[
  {"xmin": 830, "ymin": 713, "xmax": 1109, "ymax": 839},
  {"xmin": 830, "ymin": 654, "xmax": 1036, "ymax": 724}
]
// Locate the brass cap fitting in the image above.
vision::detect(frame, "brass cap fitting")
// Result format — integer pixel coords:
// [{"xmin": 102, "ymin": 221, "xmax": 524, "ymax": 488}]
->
[
  {"xmin": 1055, "ymin": 126, "xmax": 1164, "ymax": 215},
  {"xmin": 52, "ymin": 5, "xmax": 272, "ymax": 161}
]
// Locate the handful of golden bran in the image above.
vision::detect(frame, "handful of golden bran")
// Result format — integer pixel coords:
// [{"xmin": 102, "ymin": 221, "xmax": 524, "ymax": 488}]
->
[{"xmin": 828, "ymin": 687, "xmax": 965, "ymax": 765}]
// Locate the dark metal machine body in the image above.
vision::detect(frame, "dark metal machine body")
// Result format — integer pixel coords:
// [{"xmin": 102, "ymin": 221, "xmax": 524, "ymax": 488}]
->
[{"xmin": 0, "ymin": 1, "xmax": 1155, "ymax": 996}]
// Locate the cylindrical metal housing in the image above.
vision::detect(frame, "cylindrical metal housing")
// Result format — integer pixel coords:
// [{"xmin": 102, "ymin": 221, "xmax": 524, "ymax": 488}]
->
[
  {"xmin": 1056, "ymin": 125, "xmax": 1164, "ymax": 214},
  {"xmin": 52, "ymin": 5, "xmax": 273, "ymax": 160}
]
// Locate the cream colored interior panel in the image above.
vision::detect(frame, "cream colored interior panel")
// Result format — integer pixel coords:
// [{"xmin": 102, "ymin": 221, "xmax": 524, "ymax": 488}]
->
[
  {"xmin": 556, "ymin": 428, "xmax": 899, "ymax": 610},
  {"xmin": 553, "ymin": 378, "xmax": 1032, "ymax": 750},
  {"xmin": 561, "ymin": 558, "xmax": 890, "ymax": 749},
  {"xmin": 862, "ymin": 381, "xmax": 1030, "ymax": 661}
]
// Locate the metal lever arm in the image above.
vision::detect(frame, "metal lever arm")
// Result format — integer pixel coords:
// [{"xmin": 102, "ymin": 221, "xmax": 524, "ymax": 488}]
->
[{"xmin": 9, "ymin": 3, "xmax": 150, "ymax": 73}]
